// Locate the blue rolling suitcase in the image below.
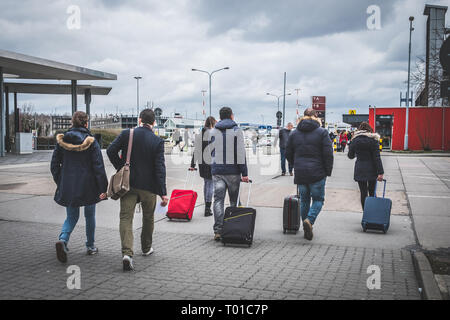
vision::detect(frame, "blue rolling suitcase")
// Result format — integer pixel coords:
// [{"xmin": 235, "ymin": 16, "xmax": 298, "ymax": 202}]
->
[{"xmin": 362, "ymin": 179, "xmax": 392, "ymax": 234}]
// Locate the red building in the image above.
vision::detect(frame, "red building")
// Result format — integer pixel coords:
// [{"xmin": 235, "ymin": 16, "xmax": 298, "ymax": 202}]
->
[{"xmin": 368, "ymin": 106, "xmax": 450, "ymax": 151}]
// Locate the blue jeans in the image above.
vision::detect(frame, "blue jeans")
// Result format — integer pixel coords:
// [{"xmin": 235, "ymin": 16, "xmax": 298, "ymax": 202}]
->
[
  {"xmin": 298, "ymin": 178, "xmax": 326, "ymax": 225},
  {"xmin": 212, "ymin": 174, "xmax": 241, "ymax": 234},
  {"xmin": 204, "ymin": 178, "xmax": 214, "ymax": 203},
  {"xmin": 59, "ymin": 205, "xmax": 96, "ymax": 248},
  {"xmin": 280, "ymin": 148, "xmax": 293, "ymax": 174}
]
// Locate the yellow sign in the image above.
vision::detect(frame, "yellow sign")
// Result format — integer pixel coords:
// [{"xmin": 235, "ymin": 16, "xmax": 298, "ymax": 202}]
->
[{"xmin": 349, "ymin": 110, "xmax": 356, "ymax": 115}]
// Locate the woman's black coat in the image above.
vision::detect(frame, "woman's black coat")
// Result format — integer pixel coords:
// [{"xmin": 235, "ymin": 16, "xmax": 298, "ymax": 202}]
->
[
  {"xmin": 51, "ymin": 127, "xmax": 108, "ymax": 208},
  {"xmin": 191, "ymin": 127, "xmax": 213, "ymax": 180},
  {"xmin": 348, "ymin": 132, "xmax": 384, "ymax": 182}
]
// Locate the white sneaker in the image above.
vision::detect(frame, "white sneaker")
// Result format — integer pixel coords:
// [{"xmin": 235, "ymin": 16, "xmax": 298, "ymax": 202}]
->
[
  {"xmin": 142, "ymin": 247, "xmax": 154, "ymax": 256},
  {"xmin": 122, "ymin": 255, "xmax": 134, "ymax": 271}
]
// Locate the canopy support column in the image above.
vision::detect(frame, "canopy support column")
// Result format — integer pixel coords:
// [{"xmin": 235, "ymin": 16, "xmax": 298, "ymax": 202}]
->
[
  {"xmin": 85, "ymin": 88, "xmax": 91, "ymax": 128},
  {"xmin": 5, "ymin": 85, "xmax": 10, "ymax": 152},
  {"xmin": 0, "ymin": 67, "xmax": 5, "ymax": 157},
  {"xmin": 71, "ymin": 80, "xmax": 77, "ymax": 114},
  {"xmin": 14, "ymin": 92, "xmax": 19, "ymax": 133}
]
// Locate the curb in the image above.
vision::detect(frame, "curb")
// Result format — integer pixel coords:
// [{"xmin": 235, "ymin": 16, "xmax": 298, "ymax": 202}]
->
[{"xmin": 412, "ymin": 251, "xmax": 443, "ymax": 300}]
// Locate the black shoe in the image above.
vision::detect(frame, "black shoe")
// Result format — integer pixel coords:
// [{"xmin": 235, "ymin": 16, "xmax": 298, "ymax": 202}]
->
[
  {"xmin": 87, "ymin": 247, "xmax": 99, "ymax": 255},
  {"xmin": 281, "ymin": 172, "xmax": 286, "ymax": 176},
  {"xmin": 56, "ymin": 240, "xmax": 68, "ymax": 263},
  {"xmin": 204, "ymin": 208, "xmax": 213, "ymax": 217}
]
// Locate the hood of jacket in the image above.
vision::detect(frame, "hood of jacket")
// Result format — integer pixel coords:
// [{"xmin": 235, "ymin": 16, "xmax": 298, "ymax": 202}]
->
[
  {"xmin": 57, "ymin": 127, "xmax": 95, "ymax": 152},
  {"xmin": 351, "ymin": 130, "xmax": 380, "ymax": 141},
  {"xmin": 215, "ymin": 119, "xmax": 238, "ymax": 131},
  {"xmin": 297, "ymin": 116, "xmax": 322, "ymax": 132}
]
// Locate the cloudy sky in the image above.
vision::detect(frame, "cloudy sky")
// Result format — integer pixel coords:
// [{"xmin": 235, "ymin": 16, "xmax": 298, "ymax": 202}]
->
[{"xmin": 0, "ymin": 0, "xmax": 448, "ymax": 124}]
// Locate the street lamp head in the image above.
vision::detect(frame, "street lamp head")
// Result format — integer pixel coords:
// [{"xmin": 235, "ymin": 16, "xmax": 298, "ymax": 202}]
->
[
  {"xmin": 224, "ymin": 67, "xmax": 230, "ymax": 70},
  {"xmin": 192, "ymin": 68, "xmax": 197, "ymax": 71},
  {"xmin": 409, "ymin": 16, "xmax": 414, "ymax": 22}
]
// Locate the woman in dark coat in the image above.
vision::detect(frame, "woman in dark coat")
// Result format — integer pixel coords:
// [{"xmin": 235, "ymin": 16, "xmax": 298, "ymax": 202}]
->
[
  {"xmin": 51, "ymin": 111, "xmax": 108, "ymax": 263},
  {"xmin": 190, "ymin": 116, "xmax": 216, "ymax": 216},
  {"xmin": 348, "ymin": 122, "xmax": 384, "ymax": 211}
]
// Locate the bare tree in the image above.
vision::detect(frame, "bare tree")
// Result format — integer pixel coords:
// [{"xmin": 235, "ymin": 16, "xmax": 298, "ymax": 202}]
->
[{"xmin": 410, "ymin": 28, "xmax": 449, "ymax": 107}]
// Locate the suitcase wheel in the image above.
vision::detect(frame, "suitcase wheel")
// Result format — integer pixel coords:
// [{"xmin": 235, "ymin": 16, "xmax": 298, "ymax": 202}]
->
[{"xmin": 362, "ymin": 223, "xmax": 367, "ymax": 232}]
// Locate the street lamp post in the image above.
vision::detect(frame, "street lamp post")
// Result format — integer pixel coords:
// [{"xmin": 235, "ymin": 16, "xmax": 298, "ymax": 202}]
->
[
  {"xmin": 134, "ymin": 76, "xmax": 142, "ymax": 124},
  {"xmin": 192, "ymin": 67, "xmax": 230, "ymax": 116},
  {"xmin": 266, "ymin": 93, "xmax": 291, "ymax": 112},
  {"xmin": 404, "ymin": 16, "xmax": 414, "ymax": 150}
]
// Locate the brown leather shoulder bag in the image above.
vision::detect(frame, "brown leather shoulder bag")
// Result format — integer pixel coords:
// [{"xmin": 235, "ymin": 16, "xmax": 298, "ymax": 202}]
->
[{"xmin": 107, "ymin": 129, "xmax": 134, "ymax": 200}]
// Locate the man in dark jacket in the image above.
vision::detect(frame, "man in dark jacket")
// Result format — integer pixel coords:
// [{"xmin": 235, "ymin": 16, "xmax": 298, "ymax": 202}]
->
[
  {"xmin": 210, "ymin": 107, "xmax": 249, "ymax": 241},
  {"xmin": 51, "ymin": 111, "xmax": 108, "ymax": 262},
  {"xmin": 286, "ymin": 108, "xmax": 333, "ymax": 241},
  {"xmin": 107, "ymin": 109, "xmax": 168, "ymax": 271},
  {"xmin": 279, "ymin": 122, "xmax": 294, "ymax": 176}
]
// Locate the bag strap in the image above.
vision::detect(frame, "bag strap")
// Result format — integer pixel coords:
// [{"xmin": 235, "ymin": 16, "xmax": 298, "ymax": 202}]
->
[{"xmin": 125, "ymin": 128, "xmax": 134, "ymax": 166}]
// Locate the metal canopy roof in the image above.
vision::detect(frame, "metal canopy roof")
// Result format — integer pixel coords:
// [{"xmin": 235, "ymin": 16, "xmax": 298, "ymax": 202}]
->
[
  {"xmin": 3, "ymin": 82, "xmax": 111, "ymax": 95},
  {"xmin": 0, "ymin": 49, "xmax": 117, "ymax": 81}
]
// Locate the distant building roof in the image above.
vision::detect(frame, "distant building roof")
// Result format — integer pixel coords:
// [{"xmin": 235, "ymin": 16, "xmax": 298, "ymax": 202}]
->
[{"xmin": 164, "ymin": 118, "xmax": 204, "ymax": 129}]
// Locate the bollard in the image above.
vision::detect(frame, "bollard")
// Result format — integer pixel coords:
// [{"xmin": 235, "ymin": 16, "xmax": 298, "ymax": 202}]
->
[{"xmin": 333, "ymin": 138, "xmax": 337, "ymax": 153}]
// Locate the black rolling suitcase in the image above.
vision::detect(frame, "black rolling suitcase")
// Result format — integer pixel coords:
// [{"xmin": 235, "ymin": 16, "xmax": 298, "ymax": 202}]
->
[
  {"xmin": 283, "ymin": 192, "xmax": 301, "ymax": 234},
  {"xmin": 221, "ymin": 180, "xmax": 256, "ymax": 247}
]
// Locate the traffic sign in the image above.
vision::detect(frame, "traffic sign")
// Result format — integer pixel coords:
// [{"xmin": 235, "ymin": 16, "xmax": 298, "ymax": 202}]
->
[
  {"xmin": 349, "ymin": 110, "xmax": 356, "ymax": 115},
  {"xmin": 312, "ymin": 96, "xmax": 326, "ymax": 111}
]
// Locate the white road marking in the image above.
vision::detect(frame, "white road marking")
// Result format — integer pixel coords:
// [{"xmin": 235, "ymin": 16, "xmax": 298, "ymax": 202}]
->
[{"xmin": 408, "ymin": 195, "xmax": 450, "ymax": 199}]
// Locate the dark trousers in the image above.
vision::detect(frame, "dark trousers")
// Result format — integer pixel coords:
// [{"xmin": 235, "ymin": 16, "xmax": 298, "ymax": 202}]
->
[
  {"xmin": 358, "ymin": 180, "xmax": 377, "ymax": 210},
  {"xmin": 280, "ymin": 148, "xmax": 293, "ymax": 174}
]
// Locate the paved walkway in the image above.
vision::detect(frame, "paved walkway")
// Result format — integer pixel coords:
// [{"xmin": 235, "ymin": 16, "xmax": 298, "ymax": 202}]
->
[
  {"xmin": 0, "ymin": 220, "xmax": 419, "ymax": 300},
  {"xmin": 1, "ymin": 150, "xmax": 449, "ymax": 299}
]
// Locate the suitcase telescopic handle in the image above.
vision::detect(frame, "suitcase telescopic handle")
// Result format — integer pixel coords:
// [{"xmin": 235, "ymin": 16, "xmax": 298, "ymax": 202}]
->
[
  {"xmin": 184, "ymin": 168, "xmax": 197, "ymax": 190},
  {"xmin": 382, "ymin": 179, "xmax": 387, "ymax": 198},
  {"xmin": 237, "ymin": 179, "xmax": 253, "ymax": 207}
]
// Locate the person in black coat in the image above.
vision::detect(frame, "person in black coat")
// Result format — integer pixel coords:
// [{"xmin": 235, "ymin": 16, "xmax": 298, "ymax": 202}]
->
[
  {"xmin": 106, "ymin": 109, "xmax": 168, "ymax": 271},
  {"xmin": 286, "ymin": 108, "xmax": 334, "ymax": 241},
  {"xmin": 51, "ymin": 111, "xmax": 108, "ymax": 263},
  {"xmin": 348, "ymin": 122, "xmax": 384, "ymax": 211},
  {"xmin": 279, "ymin": 122, "xmax": 294, "ymax": 176},
  {"xmin": 190, "ymin": 116, "xmax": 217, "ymax": 217}
]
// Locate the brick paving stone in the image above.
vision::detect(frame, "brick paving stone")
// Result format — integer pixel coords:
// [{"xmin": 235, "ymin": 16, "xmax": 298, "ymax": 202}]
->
[{"xmin": 0, "ymin": 220, "xmax": 421, "ymax": 300}]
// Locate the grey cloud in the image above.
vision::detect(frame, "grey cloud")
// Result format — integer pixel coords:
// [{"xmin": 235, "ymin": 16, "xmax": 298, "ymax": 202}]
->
[{"xmin": 191, "ymin": 0, "xmax": 398, "ymax": 42}]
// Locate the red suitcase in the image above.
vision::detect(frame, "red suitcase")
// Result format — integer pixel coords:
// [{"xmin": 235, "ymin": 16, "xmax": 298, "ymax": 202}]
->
[{"xmin": 166, "ymin": 170, "xmax": 198, "ymax": 221}]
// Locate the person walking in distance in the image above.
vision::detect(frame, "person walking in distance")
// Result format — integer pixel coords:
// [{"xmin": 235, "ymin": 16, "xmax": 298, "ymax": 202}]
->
[
  {"xmin": 279, "ymin": 122, "xmax": 294, "ymax": 176},
  {"xmin": 190, "ymin": 116, "xmax": 217, "ymax": 217},
  {"xmin": 210, "ymin": 107, "xmax": 249, "ymax": 241},
  {"xmin": 347, "ymin": 122, "xmax": 384, "ymax": 211},
  {"xmin": 286, "ymin": 108, "xmax": 334, "ymax": 241},
  {"xmin": 172, "ymin": 129, "xmax": 182, "ymax": 151},
  {"xmin": 339, "ymin": 131, "xmax": 348, "ymax": 152},
  {"xmin": 107, "ymin": 109, "xmax": 168, "ymax": 271},
  {"xmin": 51, "ymin": 111, "xmax": 108, "ymax": 263}
]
